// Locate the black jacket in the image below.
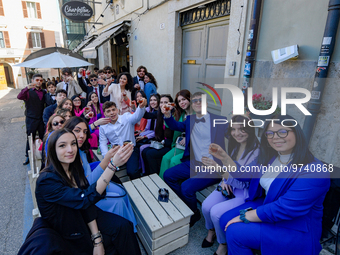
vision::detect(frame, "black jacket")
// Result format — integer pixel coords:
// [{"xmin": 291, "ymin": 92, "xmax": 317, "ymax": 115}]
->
[
  {"xmin": 43, "ymin": 103, "xmax": 57, "ymax": 125},
  {"xmin": 35, "ymin": 169, "xmax": 105, "ymax": 254},
  {"xmin": 44, "ymin": 93, "xmax": 56, "ymax": 107}
]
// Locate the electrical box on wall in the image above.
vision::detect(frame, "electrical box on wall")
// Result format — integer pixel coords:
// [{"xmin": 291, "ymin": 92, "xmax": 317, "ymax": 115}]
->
[{"xmin": 229, "ymin": 61, "xmax": 236, "ymax": 76}]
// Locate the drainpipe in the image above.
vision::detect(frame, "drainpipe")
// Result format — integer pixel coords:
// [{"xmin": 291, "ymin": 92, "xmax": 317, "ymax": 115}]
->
[
  {"xmin": 241, "ymin": 0, "xmax": 263, "ymax": 97},
  {"xmin": 303, "ymin": 0, "xmax": 340, "ymax": 145}
]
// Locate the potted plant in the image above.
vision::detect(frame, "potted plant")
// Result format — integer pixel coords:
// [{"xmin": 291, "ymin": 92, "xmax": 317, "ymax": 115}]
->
[{"xmin": 247, "ymin": 93, "xmax": 281, "ymax": 121}]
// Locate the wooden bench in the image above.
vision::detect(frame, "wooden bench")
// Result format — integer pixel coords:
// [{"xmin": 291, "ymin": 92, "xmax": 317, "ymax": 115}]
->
[
  {"xmin": 123, "ymin": 174, "xmax": 193, "ymax": 255},
  {"xmin": 196, "ymin": 184, "xmax": 219, "ymax": 203},
  {"xmin": 92, "ymin": 149, "xmax": 130, "ymax": 183}
]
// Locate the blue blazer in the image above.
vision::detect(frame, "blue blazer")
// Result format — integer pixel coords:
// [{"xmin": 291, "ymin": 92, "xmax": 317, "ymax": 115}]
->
[
  {"xmin": 164, "ymin": 113, "xmax": 228, "ymax": 163},
  {"xmin": 231, "ymin": 157, "xmax": 330, "ymax": 255},
  {"xmin": 43, "ymin": 103, "xmax": 57, "ymax": 125}
]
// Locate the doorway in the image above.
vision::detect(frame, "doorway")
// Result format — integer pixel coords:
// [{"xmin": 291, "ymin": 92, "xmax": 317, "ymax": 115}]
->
[{"xmin": 181, "ymin": 18, "xmax": 229, "ymax": 114}]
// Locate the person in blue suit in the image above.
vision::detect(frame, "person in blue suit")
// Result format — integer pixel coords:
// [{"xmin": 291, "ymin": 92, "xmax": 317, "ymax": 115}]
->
[
  {"xmin": 162, "ymin": 92, "xmax": 229, "ymax": 227},
  {"xmin": 43, "ymin": 89, "xmax": 67, "ymax": 126},
  {"xmin": 132, "ymin": 65, "xmax": 147, "ymax": 101},
  {"xmin": 208, "ymin": 115, "xmax": 330, "ymax": 255}
]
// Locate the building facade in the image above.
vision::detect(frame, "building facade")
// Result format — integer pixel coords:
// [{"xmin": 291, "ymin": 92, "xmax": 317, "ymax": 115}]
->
[
  {"xmin": 73, "ymin": 0, "xmax": 340, "ymax": 167},
  {"xmin": 0, "ymin": 0, "xmax": 63, "ymax": 89}
]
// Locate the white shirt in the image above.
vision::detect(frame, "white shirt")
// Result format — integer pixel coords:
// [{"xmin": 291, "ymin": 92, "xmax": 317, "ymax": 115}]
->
[
  {"xmin": 137, "ymin": 75, "xmax": 145, "ymax": 91},
  {"xmin": 92, "ymin": 85, "xmax": 101, "ymax": 103},
  {"xmin": 260, "ymin": 153, "xmax": 292, "ymax": 194},
  {"xmin": 62, "ymin": 81, "xmax": 68, "ymax": 91},
  {"xmin": 99, "ymin": 106, "xmax": 146, "ymax": 157},
  {"xmin": 102, "ymin": 83, "xmax": 131, "ymax": 111},
  {"xmin": 191, "ymin": 113, "xmax": 212, "ymax": 162}
]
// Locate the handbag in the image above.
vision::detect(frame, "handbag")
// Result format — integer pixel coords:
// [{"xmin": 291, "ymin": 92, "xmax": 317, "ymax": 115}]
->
[{"xmin": 150, "ymin": 140, "xmax": 164, "ymax": 150}]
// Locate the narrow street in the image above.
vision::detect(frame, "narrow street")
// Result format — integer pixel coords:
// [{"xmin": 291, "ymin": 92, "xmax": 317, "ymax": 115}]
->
[{"xmin": 0, "ymin": 89, "xmax": 33, "ymax": 254}]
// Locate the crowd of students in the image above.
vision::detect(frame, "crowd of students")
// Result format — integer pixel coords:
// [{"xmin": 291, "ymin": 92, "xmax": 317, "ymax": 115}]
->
[{"xmin": 17, "ymin": 66, "xmax": 330, "ymax": 255}]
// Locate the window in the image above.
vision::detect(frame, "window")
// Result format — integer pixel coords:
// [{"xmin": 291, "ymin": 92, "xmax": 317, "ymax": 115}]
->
[
  {"xmin": 32, "ymin": 32, "xmax": 41, "ymax": 48},
  {"xmin": 22, "ymin": 1, "xmax": 41, "ymax": 19},
  {"xmin": 27, "ymin": 32, "xmax": 45, "ymax": 48},
  {"xmin": 0, "ymin": 31, "xmax": 10, "ymax": 48},
  {"xmin": 0, "ymin": 32, "xmax": 5, "ymax": 48},
  {"xmin": 26, "ymin": 2, "xmax": 36, "ymax": 18}
]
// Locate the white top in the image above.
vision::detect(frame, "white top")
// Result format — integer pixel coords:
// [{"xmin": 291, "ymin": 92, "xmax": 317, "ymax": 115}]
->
[
  {"xmin": 191, "ymin": 113, "xmax": 212, "ymax": 162},
  {"xmin": 102, "ymin": 83, "xmax": 131, "ymax": 111},
  {"xmin": 260, "ymin": 153, "xmax": 292, "ymax": 194},
  {"xmin": 99, "ymin": 106, "xmax": 146, "ymax": 157}
]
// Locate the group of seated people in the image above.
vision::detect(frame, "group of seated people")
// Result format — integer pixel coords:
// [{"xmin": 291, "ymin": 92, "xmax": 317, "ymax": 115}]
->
[{"xmin": 18, "ymin": 67, "xmax": 331, "ymax": 255}]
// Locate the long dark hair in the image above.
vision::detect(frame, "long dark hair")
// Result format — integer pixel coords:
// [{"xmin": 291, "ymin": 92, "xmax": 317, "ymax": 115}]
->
[
  {"xmin": 88, "ymin": 92, "xmax": 101, "ymax": 114},
  {"xmin": 117, "ymin": 72, "xmax": 133, "ymax": 92},
  {"xmin": 174, "ymin": 89, "xmax": 191, "ymax": 121},
  {"xmin": 227, "ymin": 115, "xmax": 259, "ymax": 161},
  {"xmin": 63, "ymin": 117, "xmax": 92, "ymax": 152},
  {"xmin": 144, "ymin": 72, "xmax": 158, "ymax": 88},
  {"xmin": 135, "ymin": 90, "xmax": 148, "ymax": 106},
  {"xmin": 257, "ymin": 114, "xmax": 314, "ymax": 166},
  {"xmin": 149, "ymin": 93, "xmax": 160, "ymax": 111},
  {"xmin": 155, "ymin": 94, "xmax": 174, "ymax": 141},
  {"xmin": 71, "ymin": 95, "xmax": 83, "ymax": 112},
  {"xmin": 43, "ymin": 128, "xmax": 88, "ymax": 188}
]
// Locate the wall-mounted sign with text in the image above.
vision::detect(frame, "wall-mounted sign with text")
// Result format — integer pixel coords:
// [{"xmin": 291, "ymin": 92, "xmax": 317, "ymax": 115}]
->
[{"xmin": 61, "ymin": 1, "xmax": 93, "ymax": 22}]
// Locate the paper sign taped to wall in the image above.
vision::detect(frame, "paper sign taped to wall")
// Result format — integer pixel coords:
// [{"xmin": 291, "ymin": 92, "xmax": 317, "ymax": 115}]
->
[{"xmin": 271, "ymin": 45, "xmax": 299, "ymax": 64}]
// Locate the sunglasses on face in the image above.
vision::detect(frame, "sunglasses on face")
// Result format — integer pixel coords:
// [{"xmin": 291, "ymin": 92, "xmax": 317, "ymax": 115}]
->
[
  {"xmin": 105, "ymin": 71, "xmax": 112, "ymax": 74},
  {"xmin": 192, "ymin": 98, "xmax": 202, "ymax": 104},
  {"xmin": 52, "ymin": 120, "xmax": 65, "ymax": 126},
  {"xmin": 265, "ymin": 129, "xmax": 292, "ymax": 139},
  {"xmin": 90, "ymin": 79, "xmax": 97, "ymax": 82}
]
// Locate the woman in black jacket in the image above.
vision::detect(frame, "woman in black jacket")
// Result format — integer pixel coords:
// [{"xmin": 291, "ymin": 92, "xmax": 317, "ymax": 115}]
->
[{"xmin": 19, "ymin": 128, "xmax": 141, "ymax": 255}]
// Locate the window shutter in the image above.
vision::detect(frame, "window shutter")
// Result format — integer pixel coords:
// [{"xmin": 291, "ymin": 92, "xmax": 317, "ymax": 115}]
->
[
  {"xmin": 40, "ymin": 32, "xmax": 45, "ymax": 48},
  {"xmin": 3, "ymin": 31, "xmax": 10, "ymax": 48},
  {"xmin": 22, "ymin": 1, "xmax": 28, "ymax": 18},
  {"xmin": 0, "ymin": 0, "xmax": 4, "ymax": 16},
  {"xmin": 36, "ymin": 2, "xmax": 41, "ymax": 19},
  {"xmin": 27, "ymin": 32, "xmax": 33, "ymax": 48}
]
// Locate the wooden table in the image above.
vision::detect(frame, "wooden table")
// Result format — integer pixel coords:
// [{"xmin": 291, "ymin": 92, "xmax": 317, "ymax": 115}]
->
[{"xmin": 123, "ymin": 174, "xmax": 193, "ymax": 255}]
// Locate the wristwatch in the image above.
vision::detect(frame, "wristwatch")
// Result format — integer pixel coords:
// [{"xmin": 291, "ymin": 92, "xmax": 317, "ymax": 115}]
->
[{"xmin": 239, "ymin": 207, "xmax": 253, "ymax": 224}]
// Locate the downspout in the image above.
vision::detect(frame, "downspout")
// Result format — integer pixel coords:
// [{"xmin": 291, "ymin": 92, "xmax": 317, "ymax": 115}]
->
[
  {"xmin": 241, "ymin": 0, "xmax": 263, "ymax": 97},
  {"xmin": 303, "ymin": 0, "xmax": 340, "ymax": 144}
]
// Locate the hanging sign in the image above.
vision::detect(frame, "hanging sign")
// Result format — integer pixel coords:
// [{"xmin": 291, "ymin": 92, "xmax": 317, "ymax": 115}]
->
[{"xmin": 61, "ymin": 1, "xmax": 93, "ymax": 22}]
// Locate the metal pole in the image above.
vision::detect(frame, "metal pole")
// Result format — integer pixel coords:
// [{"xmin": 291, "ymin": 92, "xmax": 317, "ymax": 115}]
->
[
  {"xmin": 242, "ymin": 0, "xmax": 263, "ymax": 102},
  {"xmin": 303, "ymin": 0, "xmax": 340, "ymax": 144}
]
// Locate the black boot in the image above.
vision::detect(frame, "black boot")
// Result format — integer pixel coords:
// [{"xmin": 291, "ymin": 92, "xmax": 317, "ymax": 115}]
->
[{"xmin": 23, "ymin": 157, "xmax": 30, "ymax": 165}]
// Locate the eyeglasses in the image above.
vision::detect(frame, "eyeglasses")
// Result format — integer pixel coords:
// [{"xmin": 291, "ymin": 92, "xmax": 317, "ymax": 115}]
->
[
  {"xmin": 265, "ymin": 129, "xmax": 292, "ymax": 139},
  {"xmin": 192, "ymin": 98, "xmax": 202, "ymax": 104},
  {"xmin": 52, "ymin": 120, "xmax": 65, "ymax": 126},
  {"xmin": 90, "ymin": 79, "xmax": 97, "ymax": 81},
  {"xmin": 105, "ymin": 71, "xmax": 112, "ymax": 74},
  {"xmin": 73, "ymin": 99, "xmax": 81, "ymax": 102}
]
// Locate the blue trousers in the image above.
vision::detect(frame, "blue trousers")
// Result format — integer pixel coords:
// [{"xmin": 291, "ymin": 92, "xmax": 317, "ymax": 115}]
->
[
  {"xmin": 219, "ymin": 199, "xmax": 264, "ymax": 255},
  {"xmin": 163, "ymin": 160, "xmax": 219, "ymax": 211},
  {"xmin": 126, "ymin": 147, "xmax": 141, "ymax": 180}
]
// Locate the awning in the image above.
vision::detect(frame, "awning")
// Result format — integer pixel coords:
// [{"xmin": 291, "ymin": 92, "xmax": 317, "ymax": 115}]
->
[
  {"xmin": 72, "ymin": 35, "xmax": 97, "ymax": 53},
  {"xmin": 82, "ymin": 23, "xmax": 126, "ymax": 59}
]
